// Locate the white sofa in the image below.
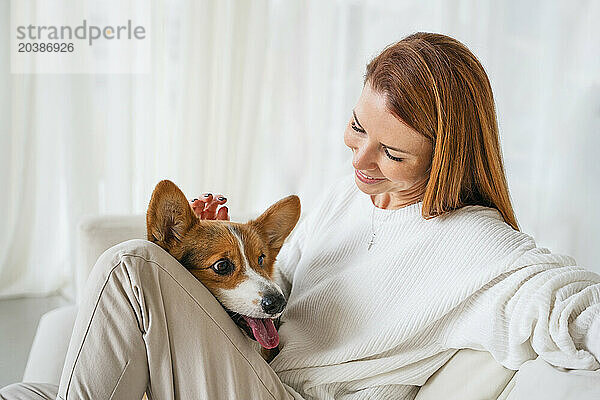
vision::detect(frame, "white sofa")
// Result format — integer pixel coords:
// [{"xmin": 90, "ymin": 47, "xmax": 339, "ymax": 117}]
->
[{"xmin": 20, "ymin": 214, "xmax": 600, "ymax": 399}]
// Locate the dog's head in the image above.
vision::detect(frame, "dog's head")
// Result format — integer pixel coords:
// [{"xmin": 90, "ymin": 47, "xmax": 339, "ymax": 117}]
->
[{"xmin": 146, "ymin": 180, "xmax": 300, "ymax": 349}]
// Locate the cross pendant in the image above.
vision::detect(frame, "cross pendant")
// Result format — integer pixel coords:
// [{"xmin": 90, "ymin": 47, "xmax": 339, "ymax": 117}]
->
[{"xmin": 368, "ymin": 234, "xmax": 375, "ymax": 251}]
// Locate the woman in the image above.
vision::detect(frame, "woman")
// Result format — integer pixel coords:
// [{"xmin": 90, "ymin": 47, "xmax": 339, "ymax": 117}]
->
[{"xmin": 2, "ymin": 32, "xmax": 599, "ymax": 400}]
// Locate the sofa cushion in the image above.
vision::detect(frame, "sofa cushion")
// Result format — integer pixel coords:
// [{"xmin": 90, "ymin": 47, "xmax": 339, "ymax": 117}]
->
[
  {"xmin": 497, "ymin": 357, "xmax": 600, "ymax": 399},
  {"xmin": 22, "ymin": 305, "xmax": 78, "ymax": 384},
  {"xmin": 415, "ymin": 349, "xmax": 516, "ymax": 400}
]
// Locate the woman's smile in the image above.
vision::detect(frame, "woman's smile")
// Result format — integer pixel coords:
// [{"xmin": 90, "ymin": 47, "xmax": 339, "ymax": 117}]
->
[{"xmin": 355, "ymin": 169, "xmax": 386, "ymax": 184}]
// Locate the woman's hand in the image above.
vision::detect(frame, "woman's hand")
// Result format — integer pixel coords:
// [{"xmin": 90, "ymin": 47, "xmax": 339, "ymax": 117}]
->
[{"xmin": 189, "ymin": 193, "xmax": 230, "ymax": 220}]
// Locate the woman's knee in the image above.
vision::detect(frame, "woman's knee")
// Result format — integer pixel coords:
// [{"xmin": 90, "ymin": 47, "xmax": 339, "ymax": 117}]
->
[
  {"xmin": 82, "ymin": 239, "xmax": 175, "ymax": 296},
  {"xmin": 88, "ymin": 239, "xmax": 168, "ymax": 276},
  {"xmin": 95, "ymin": 239, "xmax": 164, "ymax": 268},
  {"xmin": 85, "ymin": 239, "xmax": 211, "ymax": 302},
  {"xmin": 81, "ymin": 238, "xmax": 229, "ymax": 332}
]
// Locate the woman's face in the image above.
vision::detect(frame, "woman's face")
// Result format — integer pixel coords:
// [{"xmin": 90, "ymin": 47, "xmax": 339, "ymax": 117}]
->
[{"xmin": 343, "ymin": 83, "xmax": 433, "ymax": 208}]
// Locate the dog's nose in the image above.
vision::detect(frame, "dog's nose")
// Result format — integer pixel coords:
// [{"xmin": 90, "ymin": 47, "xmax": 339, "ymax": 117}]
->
[{"xmin": 261, "ymin": 292, "xmax": 286, "ymax": 315}]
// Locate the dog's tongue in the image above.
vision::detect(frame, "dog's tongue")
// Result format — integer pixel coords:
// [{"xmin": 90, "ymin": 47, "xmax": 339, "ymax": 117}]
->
[{"xmin": 242, "ymin": 316, "xmax": 279, "ymax": 349}]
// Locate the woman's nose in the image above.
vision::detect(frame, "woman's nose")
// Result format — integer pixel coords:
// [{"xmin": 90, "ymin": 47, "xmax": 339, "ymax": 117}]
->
[{"xmin": 352, "ymin": 143, "xmax": 378, "ymax": 171}]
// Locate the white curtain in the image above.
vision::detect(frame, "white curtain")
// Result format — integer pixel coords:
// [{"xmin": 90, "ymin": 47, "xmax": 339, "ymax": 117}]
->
[{"xmin": 1, "ymin": 0, "xmax": 599, "ymax": 300}]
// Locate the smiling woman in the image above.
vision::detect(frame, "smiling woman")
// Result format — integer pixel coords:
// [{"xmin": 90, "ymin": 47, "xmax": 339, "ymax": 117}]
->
[
  {"xmin": 344, "ymin": 85, "xmax": 434, "ymax": 210},
  {"xmin": 348, "ymin": 32, "xmax": 519, "ymax": 230},
  {"xmin": 265, "ymin": 32, "xmax": 600, "ymax": 399}
]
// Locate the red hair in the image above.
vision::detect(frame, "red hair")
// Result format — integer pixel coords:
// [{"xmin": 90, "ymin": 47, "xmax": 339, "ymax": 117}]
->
[{"xmin": 365, "ymin": 32, "xmax": 519, "ymax": 230}]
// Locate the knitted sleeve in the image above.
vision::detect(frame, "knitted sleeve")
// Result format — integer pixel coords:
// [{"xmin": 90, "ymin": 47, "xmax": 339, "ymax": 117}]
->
[
  {"xmin": 273, "ymin": 174, "xmax": 354, "ymax": 299},
  {"xmin": 273, "ymin": 213, "xmax": 308, "ymax": 299},
  {"xmin": 444, "ymin": 253, "xmax": 600, "ymax": 371}
]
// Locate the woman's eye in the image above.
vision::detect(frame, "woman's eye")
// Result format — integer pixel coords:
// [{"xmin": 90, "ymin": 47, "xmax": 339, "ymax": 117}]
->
[
  {"xmin": 211, "ymin": 259, "xmax": 234, "ymax": 275},
  {"xmin": 350, "ymin": 120, "xmax": 364, "ymax": 133},
  {"xmin": 258, "ymin": 254, "xmax": 265, "ymax": 266},
  {"xmin": 384, "ymin": 147, "xmax": 404, "ymax": 162}
]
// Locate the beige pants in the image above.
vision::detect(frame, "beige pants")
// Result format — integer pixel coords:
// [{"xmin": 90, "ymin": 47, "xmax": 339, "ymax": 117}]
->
[{"xmin": 1, "ymin": 239, "xmax": 301, "ymax": 400}]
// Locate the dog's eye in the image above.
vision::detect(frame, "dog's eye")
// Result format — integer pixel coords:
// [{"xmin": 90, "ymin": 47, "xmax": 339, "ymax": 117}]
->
[
  {"xmin": 211, "ymin": 258, "xmax": 234, "ymax": 275},
  {"xmin": 258, "ymin": 254, "xmax": 265, "ymax": 266}
]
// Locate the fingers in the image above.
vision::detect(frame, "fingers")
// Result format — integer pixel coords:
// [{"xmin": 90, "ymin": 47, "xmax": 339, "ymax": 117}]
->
[
  {"xmin": 189, "ymin": 193, "xmax": 229, "ymax": 220},
  {"xmin": 202, "ymin": 194, "xmax": 227, "ymax": 220},
  {"xmin": 190, "ymin": 193, "xmax": 214, "ymax": 218},
  {"xmin": 216, "ymin": 206, "xmax": 230, "ymax": 221}
]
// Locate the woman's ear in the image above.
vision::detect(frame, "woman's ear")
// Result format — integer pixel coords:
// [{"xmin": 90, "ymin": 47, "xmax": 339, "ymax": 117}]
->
[
  {"xmin": 250, "ymin": 195, "xmax": 301, "ymax": 254},
  {"xmin": 146, "ymin": 180, "xmax": 197, "ymax": 249}
]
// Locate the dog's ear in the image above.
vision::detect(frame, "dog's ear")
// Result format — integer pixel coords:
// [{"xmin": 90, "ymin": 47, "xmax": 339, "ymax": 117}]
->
[
  {"xmin": 250, "ymin": 195, "xmax": 301, "ymax": 255},
  {"xmin": 146, "ymin": 180, "xmax": 196, "ymax": 249}
]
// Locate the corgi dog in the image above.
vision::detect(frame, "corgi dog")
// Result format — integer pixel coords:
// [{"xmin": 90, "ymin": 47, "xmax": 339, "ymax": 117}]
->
[{"xmin": 146, "ymin": 180, "xmax": 300, "ymax": 353}]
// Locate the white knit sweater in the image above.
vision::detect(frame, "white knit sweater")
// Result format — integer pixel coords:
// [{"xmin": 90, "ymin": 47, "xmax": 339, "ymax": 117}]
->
[{"xmin": 269, "ymin": 173, "xmax": 600, "ymax": 400}]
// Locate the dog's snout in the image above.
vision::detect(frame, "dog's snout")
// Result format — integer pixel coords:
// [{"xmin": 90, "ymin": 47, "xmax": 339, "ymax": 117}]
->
[{"xmin": 261, "ymin": 292, "xmax": 286, "ymax": 315}]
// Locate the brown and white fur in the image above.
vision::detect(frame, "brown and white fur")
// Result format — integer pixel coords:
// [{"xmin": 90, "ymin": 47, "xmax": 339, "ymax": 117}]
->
[{"xmin": 146, "ymin": 180, "xmax": 300, "ymax": 360}]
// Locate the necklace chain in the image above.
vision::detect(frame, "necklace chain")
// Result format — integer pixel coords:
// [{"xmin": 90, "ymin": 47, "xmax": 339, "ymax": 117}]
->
[
  {"xmin": 368, "ymin": 205, "xmax": 376, "ymax": 251},
  {"xmin": 367, "ymin": 198, "xmax": 421, "ymax": 251}
]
